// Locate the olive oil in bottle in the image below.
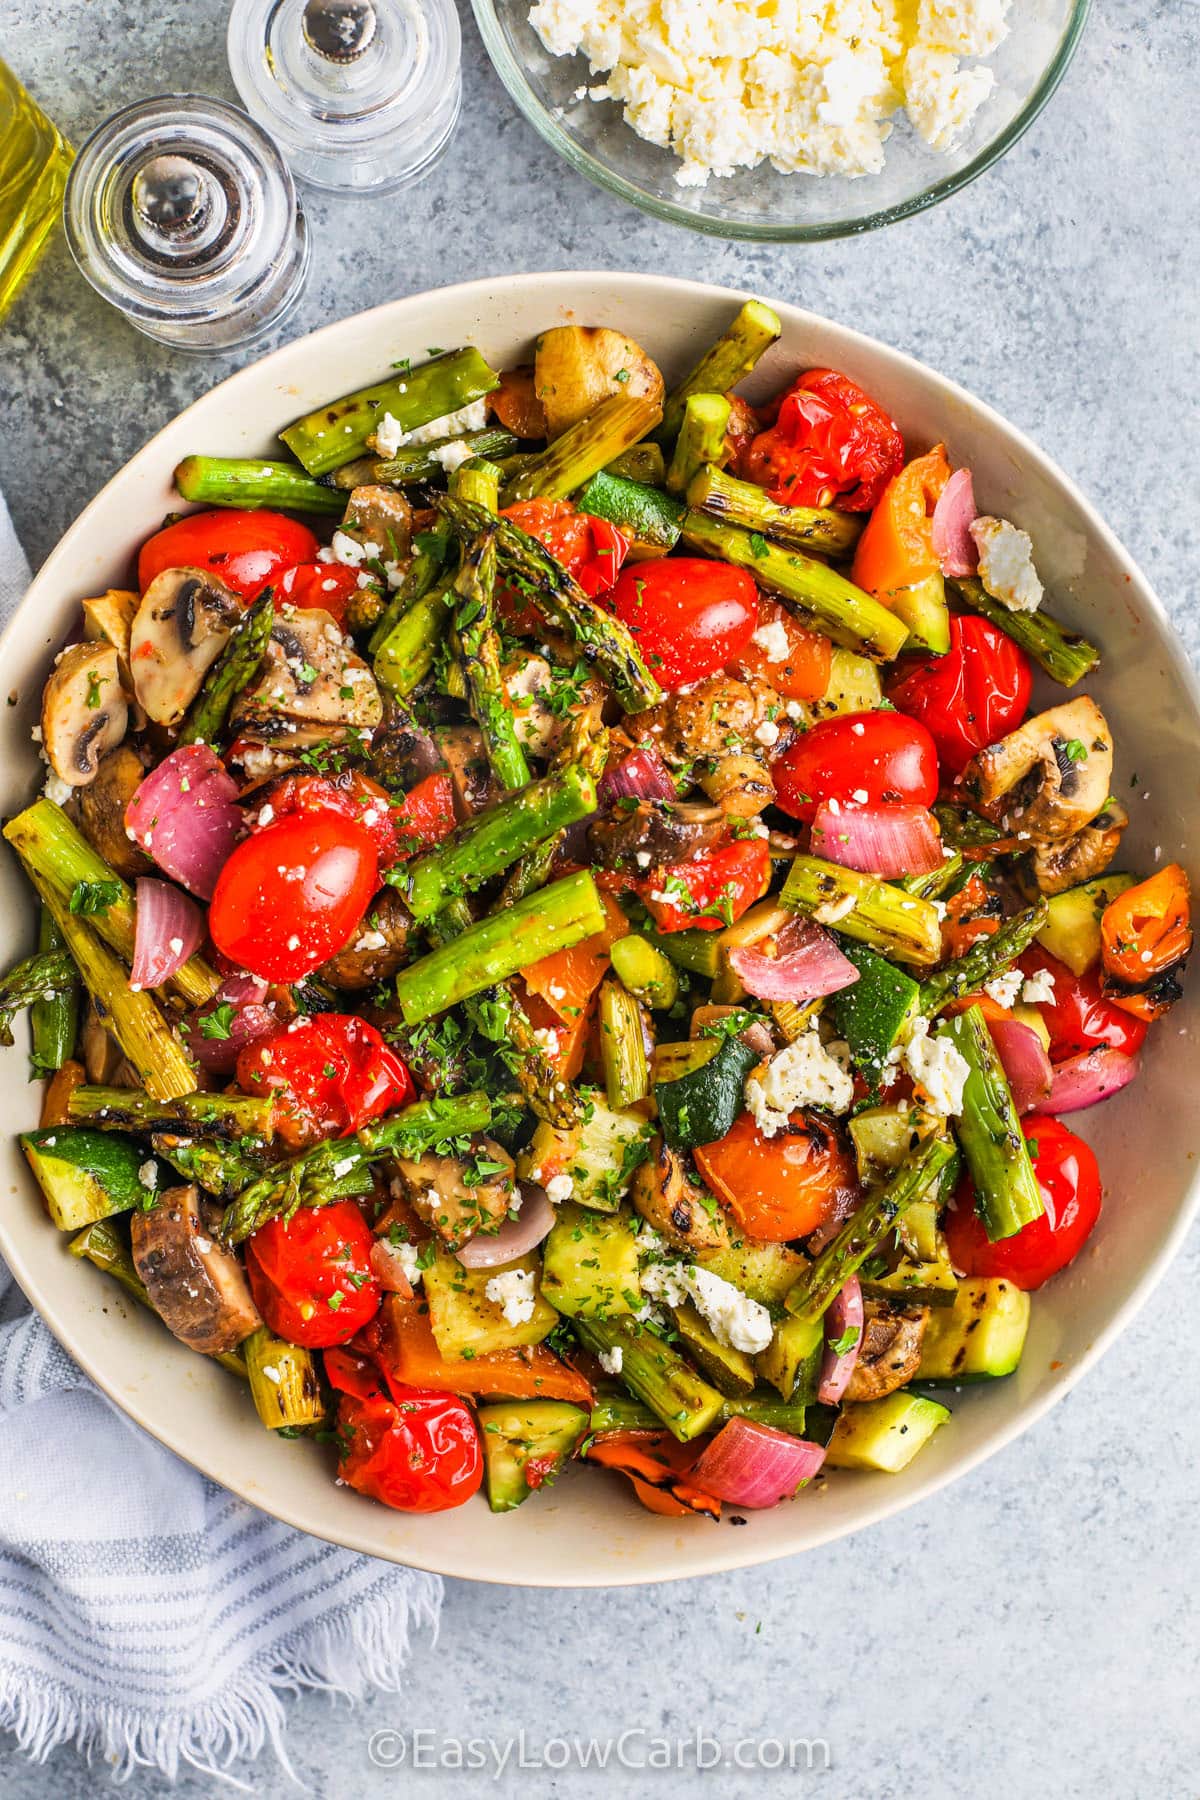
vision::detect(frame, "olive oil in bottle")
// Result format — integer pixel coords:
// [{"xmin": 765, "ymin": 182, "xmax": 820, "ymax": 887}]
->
[{"xmin": 0, "ymin": 60, "xmax": 72, "ymax": 318}]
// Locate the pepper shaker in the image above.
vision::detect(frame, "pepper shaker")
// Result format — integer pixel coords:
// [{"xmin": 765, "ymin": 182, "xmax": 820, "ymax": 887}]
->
[
  {"xmin": 227, "ymin": 0, "xmax": 462, "ymax": 196},
  {"xmin": 63, "ymin": 94, "xmax": 309, "ymax": 352}
]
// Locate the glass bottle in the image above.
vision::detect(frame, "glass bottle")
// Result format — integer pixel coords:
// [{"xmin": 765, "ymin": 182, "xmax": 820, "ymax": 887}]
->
[
  {"xmin": 0, "ymin": 59, "xmax": 73, "ymax": 319},
  {"xmin": 63, "ymin": 93, "xmax": 310, "ymax": 353},
  {"xmin": 227, "ymin": 0, "xmax": 461, "ymax": 196}
]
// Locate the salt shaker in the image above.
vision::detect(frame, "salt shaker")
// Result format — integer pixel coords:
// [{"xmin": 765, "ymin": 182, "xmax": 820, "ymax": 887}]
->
[
  {"xmin": 227, "ymin": 0, "xmax": 462, "ymax": 196},
  {"xmin": 63, "ymin": 94, "xmax": 309, "ymax": 352}
]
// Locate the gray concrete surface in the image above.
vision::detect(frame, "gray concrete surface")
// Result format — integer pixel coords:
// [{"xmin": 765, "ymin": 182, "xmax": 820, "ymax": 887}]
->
[{"xmin": 1, "ymin": 0, "xmax": 1198, "ymax": 1793}]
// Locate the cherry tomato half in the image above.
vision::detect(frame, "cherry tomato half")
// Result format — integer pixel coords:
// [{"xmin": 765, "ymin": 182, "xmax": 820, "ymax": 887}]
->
[
  {"xmin": 245, "ymin": 1201, "xmax": 380, "ymax": 1348},
  {"xmin": 1018, "ymin": 948, "xmax": 1148, "ymax": 1062},
  {"xmin": 695, "ymin": 1110, "xmax": 859, "ymax": 1243},
  {"xmin": 271, "ymin": 561, "xmax": 363, "ymax": 629},
  {"xmin": 237, "ymin": 1014, "xmax": 414, "ymax": 1150},
  {"xmin": 639, "ymin": 837, "xmax": 770, "ymax": 934},
  {"xmin": 739, "ymin": 369, "xmax": 905, "ymax": 512},
  {"xmin": 335, "ymin": 1387, "xmax": 483, "ymax": 1513},
  {"xmin": 210, "ymin": 811, "xmax": 379, "ymax": 982},
  {"xmin": 499, "ymin": 499, "xmax": 629, "ymax": 631},
  {"xmin": 771, "ymin": 711, "xmax": 940, "ymax": 825},
  {"xmin": 945, "ymin": 1118, "xmax": 1101, "ymax": 1290},
  {"xmin": 602, "ymin": 558, "xmax": 758, "ymax": 689},
  {"xmin": 252, "ymin": 770, "xmax": 399, "ymax": 870},
  {"xmin": 886, "ymin": 615, "xmax": 1033, "ymax": 777},
  {"xmin": 391, "ymin": 771, "xmax": 457, "ymax": 859},
  {"xmin": 138, "ymin": 510, "xmax": 318, "ymax": 601}
]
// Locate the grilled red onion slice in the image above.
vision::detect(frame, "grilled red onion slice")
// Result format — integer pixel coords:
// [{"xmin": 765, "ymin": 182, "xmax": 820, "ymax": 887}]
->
[
  {"xmin": 988, "ymin": 1017, "xmax": 1054, "ymax": 1114},
  {"xmin": 1029, "ymin": 1045, "xmax": 1139, "ymax": 1115},
  {"xmin": 817, "ymin": 1274, "xmax": 864, "ymax": 1405},
  {"xmin": 125, "ymin": 744, "xmax": 244, "ymax": 901},
  {"xmin": 370, "ymin": 1238, "xmax": 417, "ymax": 1297},
  {"xmin": 931, "ymin": 467, "xmax": 978, "ymax": 577},
  {"xmin": 455, "ymin": 1185, "xmax": 555, "ymax": 1269},
  {"xmin": 810, "ymin": 801, "xmax": 944, "ymax": 879},
  {"xmin": 727, "ymin": 915, "xmax": 859, "ymax": 1004},
  {"xmin": 598, "ymin": 745, "xmax": 676, "ymax": 807},
  {"xmin": 689, "ymin": 1418, "xmax": 826, "ymax": 1509},
  {"xmin": 130, "ymin": 878, "xmax": 204, "ymax": 991},
  {"xmin": 183, "ymin": 971, "xmax": 276, "ymax": 1074}
]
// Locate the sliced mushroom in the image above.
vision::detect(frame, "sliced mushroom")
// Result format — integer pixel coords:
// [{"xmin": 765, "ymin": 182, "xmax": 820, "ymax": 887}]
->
[
  {"xmin": 339, "ymin": 485, "xmax": 412, "ymax": 564},
  {"xmin": 130, "ymin": 1183, "xmax": 262, "ymax": 1355},
  {"xmin": 129, "ymin": 566, "xmax": 242, "ymax": 727},
  {"xmin": 319, "ymin": 889, "xmax": 413, "ymax": 990},
  {"xmin": 502, "ymin": 653, "xmax": 560, "ymax": 757},
  {"xmin": 74, "ymin": 744, "xmax": 153, "ymax": 878},
  {"xmin": 392, "ymin": 1137, "xmax": 516, "ymax": 1249},
  {"xmin": 631, "ymin": 1136, "xmax": 736, "ymax": 1253},
  {"xmin": 844, "ymin": 1300, "xmax": 930, "ymax": 1402},
  {"xmin": 962, "ymin": 696, "xmax": 1113, "ymax": 843},
  {"xmin": 370, "ymin": 697, "xmax": 445, "ymax": 791},
  {"xmin": 630, "ymin": 675, "xmax": 775, "ymax": 815},
  {"xmin": 1029, "ymin": 801, "xmax": 1128, "ymax": 895},
  {"xmin": 41, "ymin": 641, "xmax": 128, "ymax": 787},
  {"xmin": 588, "ymin": 797, "xmax": 727, "ymax": 870},
  {"xmin": 232, "ymin": 605, "xmax": 382, "ymax": 744},
  {"xmin": 533, "ymin": 326, "xmax": 664, "ymax": 439},
  {"xmin": 489, "ymin": 364, "xmax": 549, "ymax": 439},
  {"xmin": 81, "ymin": 588, "xmax": 141, "ymax": 705},
  {"xmin": 81, "ymin": 998, "xmax": 139, "ymax": 1088},
  {"xmin": 698, "ymin": 751, "xmax": 776, "ymax": 817},
  {"xmin": 437, "ymin": 723, "xmax": 499, "ymax": 820}
]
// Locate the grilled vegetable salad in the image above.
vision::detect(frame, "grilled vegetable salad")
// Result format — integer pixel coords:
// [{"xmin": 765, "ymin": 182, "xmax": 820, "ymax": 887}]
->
[{"xmin": 9, "ymin": 301, "xmax": 1190, "ymax": 1521}]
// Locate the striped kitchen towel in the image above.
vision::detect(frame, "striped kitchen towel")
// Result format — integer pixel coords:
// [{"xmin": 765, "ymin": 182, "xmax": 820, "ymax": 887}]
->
[{"xmin": 0, "ymin": 494, "xmax": 441, "ymax": 1783}]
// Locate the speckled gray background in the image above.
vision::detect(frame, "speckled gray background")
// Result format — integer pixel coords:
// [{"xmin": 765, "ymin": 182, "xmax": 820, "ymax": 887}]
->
[{"xmin": 2, "ymin": 0, "xmax": 1198, "ymax": 1793}]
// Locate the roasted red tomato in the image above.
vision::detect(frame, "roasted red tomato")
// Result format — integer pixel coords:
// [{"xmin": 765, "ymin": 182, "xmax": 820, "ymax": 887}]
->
[
  {"xmin": 391, "ymin": 771, "xmax": 457, "ymax": 858},
  {"xmin": 252, "ymin": 770, "xmax": 399, "ymax": 870},
  {"xmin": 886, "ymin": 615, "xmax": 1033, "ymax": 776},
  {"xmin": 945, "ymin": 1118, "xmax": 1101, "ymax": 1290},
  {"xmin": 732, "ymin": 600, "xmax": 831, "ymax": 702},
  {"xmin": 499, "ymin": 499, "xmax": 629, "ymax": 630},
  {"xmin": 1018, "ymin": 948, "xmax": 1148, "ymax": 1061},
  {"xmin": 335, "ymin": 1387, "xmax": 483, "ymax": 1513},
  {"xmin": 138, "ymin": 510, "xmax": 318, "ymax": 601},
  {"xmin": 209, "ymin": 811, "xmax": 379, "ymax": 981},
  {"xmin": 640, "ymin": 838, "xmax": 770, "ymax": 933},
  {"xmin": 602, "ymin": 558, "xmax": 758, "ymax": 689},
  {"xmin": 772, "ymin": 711, "xmax": 939, "ymax": 824},
  {"xmin": 270, "ymin": 561, "xmax": 364, "ymax": 628},
  {"xmin": 739, "ymin": 369, "xmax": 905, "ymax": 511},
  {"xmin": 237, "ymin": 1014, "xmax": 414, "ymax": 1149},
  {"xmin": 245, "ymin": 1201, "xmax": 380, "ymax": 1348}
]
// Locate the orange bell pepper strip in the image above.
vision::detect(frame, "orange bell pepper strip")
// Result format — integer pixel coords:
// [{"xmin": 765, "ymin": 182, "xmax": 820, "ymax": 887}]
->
[
  {"xmin": 734, "ymin": 601, "xmax": 831, "ymax": 702},
  {"xmin": 851, "ymin": 444, "xmax": 951, "ymax": 604},
  {"xmin": 374, "ymin": 1295, "xmax": 595, "ymax": 1406},
  {"xmin": 521, "ymin": 891, "xmax": 627, "ymax": 1021},
  {"xmin": 518, "ymin": 986, "xmax": 593, "ymax": 1083},
  {"xmin": 584, "ymin": 1430, "xmax": 721, "ymax": 1520},
  {"xmin": 1101, "ymin": 865, "xmax": 1192, "ymax": 985},
  {"xmin": 694, "ymin": 1109, "xmax": 859, "ymax": 1243}
]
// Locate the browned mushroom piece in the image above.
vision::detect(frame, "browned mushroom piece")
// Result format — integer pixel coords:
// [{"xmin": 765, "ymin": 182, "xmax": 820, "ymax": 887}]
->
[
  {"xmin": 339, "ymin": 485, "xmax": 413, "ymax": 564},
  {"xmin": 631, "ymin": 1136, "xmax": 736, "ymax": 1253},
  {"xmin": 391, "ymin": 1137, "xmax": 516, "ymax": 1249},
  {"xmin": 41, "ymin": 642, "xmax": 129, "ymax": 788},
  {"xmin": 628, "ymin": 675, "xmax": 775, "ymax": 817},
  {"xmin": 1029, "ymin": 802, "xmax": 1128, "ymax": 895},
  {"xmin": 588, "ymin": 797, "xmax": 727, "ymax": 871},
  {"xmin": 437, "ymin": 723, "xmax": 499, "ymax": 820},
  {"xmin": 130, "ymin": 1183, "xmax": 262, "ymax": 1355},
  {"xmin": 81, "ymin": 588, "xmax": 141, "ymax": 695},
  {"xmin": 844, "ymin": 1300, "xmax": 930, "ymax": 1403},
  {"xmin": 128, "ymin": 567, "xmax": 242, "ymax": 726},
  {"xmin": 319, "ymin": 889, "xmax": 413, "ymax": 990},
  {"xmin": 232, "ymin": 605, "xmax": 382, "ymax": 746},
  {"xmin": 689, "ymin": 1005, "xmax": 776, "ymax": 1060},
  {"xmin": 962, "ymin": 696, "xmax": 1113, "ymax": 843},
  {"xmin": 533, "ymin": 326, "xmax": 664, "ymax": 439},
  {"xmin": 73, "ymin": 744, "xmax": 153, "ymax": 878},
  {"xmin": 81, "ymin": 999, "xmax": 140, "ymax": 1088}
]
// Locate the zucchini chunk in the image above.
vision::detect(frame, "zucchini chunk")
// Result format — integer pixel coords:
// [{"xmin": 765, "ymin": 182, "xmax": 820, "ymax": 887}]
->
[
  {"xmin": 520, "ymin": 1093, "xmax": 651, "ymax": 1213},
  {"xmin": 830, "ymin": 942, "xmax": 922, "ymax": 1086},
  {"xmin": 824, "ymin": 1390, "xmax": 951, "ymax": 1472},
  {"xmin": 652, "ymin": 1033, "xmax": 758, "ymax": 1153},
  {"xmin": 477, "ymin": 1399, "xmax": 589, "ymax": 1511},
  {"xmin": 1034, "ymin": 872, "xmax": 1135, "ymax": 975},
  {"xmin": 540, "ymin": 1203, "xmax": 644, "ymax": 1320},
  {"xmin": 917, "ymin": 1277, "xmax": 1031, "ymax": 1383},
  {"xmin": 21, "ymin": 1126, "xmax": 159, "ymax": 1231},
  {"xmin": 422, "ymin": 1250, "xmax": 558, "ymax": 1358}
]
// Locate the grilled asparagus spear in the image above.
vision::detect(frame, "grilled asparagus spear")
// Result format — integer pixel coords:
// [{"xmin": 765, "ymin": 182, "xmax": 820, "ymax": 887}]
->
[{"xmin": 280, "ymin": 347, "xmax": 500, "ymax": 476}]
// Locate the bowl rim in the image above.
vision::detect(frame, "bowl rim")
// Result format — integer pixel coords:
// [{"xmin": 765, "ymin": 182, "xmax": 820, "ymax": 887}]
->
[
  {"xmin": 5, "ymin": 269, "xmax": 1199, "ymax": 1586},
  {"xmin": 468, "ymin": 0, "xmax": 1092, "ymax": 242}
]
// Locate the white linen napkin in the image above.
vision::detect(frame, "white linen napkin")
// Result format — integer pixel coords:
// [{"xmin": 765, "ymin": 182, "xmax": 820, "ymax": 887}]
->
[{"xmin": 0, "ymin": 493, "xmax": 441, "ymax": 1782}]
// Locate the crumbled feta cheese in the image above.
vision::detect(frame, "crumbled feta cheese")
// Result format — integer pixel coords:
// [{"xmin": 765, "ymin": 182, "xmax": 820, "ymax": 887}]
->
[
  {"xmin": 260, "ymin": 1364, "xmax": 281, "ymax": 1385},
  {"xmin": 485, "ymin": 1267, "xmax": 537, "ymax": 1327},
  {"xmin": 639, "ymin": 1259, "xmax": 691, "ymax": 1310},
  {"xmin": 983, "ymin": 968, "xmax": 1023, "ymax": 1009},
  {"xmin": 1021, "ymin": 968, "xmax": 1057, "ymax": 1006},
  {"xmin": 168, "ymin": 936, "xmax": 184, "ymax": 957},
  {"xmin": 286, "ymin": 934, "xmax": 300, "ymax": 951},
  {"xmin": 685, "ymin": 1266, "xmax": 773, "ymax": 1355},
  {"xmin": 635, "ymin": 850, "xmax": 652, "ymax": 869},
  {"xmin": 390, "ymin": 1239, "xmax": 423, "ymax": 1288},
  {"xmin": 43, "ymin": 771, "xmax": 74, "ymax": 806},
  {"xmin": 902, "ymin": 1015, "xmax": 970, "ymax": 1117},
  {"xmin": 138, "ymin": 1160, "xmax": 158, "ymax": 1190},
  {"xmin": 545, "ymin": 1173, "xmax": 574, "ymax": 1204},
  {"xmin": 902, "ymin": 46, "xmax": 995, "ymax": 152},
  {"xmin": 812, "ymin": 892, "xmax": 857, "ymax": 926},
  {"xmin": 429, "ymin": 440, "xmax": 475, "ymax": 474},
  {"xmin": 751, "ymin": 619, "xmax": 791, "ymax": 663},
  {"xmin": 970, "ymin": 516, "xmax": 1044, "ymax": 613},
  {"xmin": 597, "ymin": 1345, "xmax": 624, "ymax": 1375},
  {"xmin": 379, "ymin": 399, "xmax": 490, "ymax": 452},
  {"xmin": 755, "ymin": 719, "xmax": 781, "ymax": 747},
  {"xmin": 353, "ymin": 929, "xmax": 389, "ymax": 952},
  {"xmin": 851, "ymin": 788, "xmax": 869, "ymax": 804},
  {"xmin": 373, "ymin": 412, "xmax": 407, "ymax": 457},
  {"xmin": 331, "ymin": 1157, "xmax": 356, "ymax": 1179},
  {"xmin": 744, "ymin": 1027, "xmax": 855, "ymax": 1136}
]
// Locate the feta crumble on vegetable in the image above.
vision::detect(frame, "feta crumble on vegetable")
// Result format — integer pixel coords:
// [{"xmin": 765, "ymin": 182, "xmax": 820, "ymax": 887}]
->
[
  {"xmin": 597, "ymin": 1345, "xmax": 624, "ymax": 1375},
  {"xmin": 486, "ymin": 1267, "xmax": 537, "ymax": 1327},
  {"xmin": 744, "ymin": 1027, "xmax": 856, "ymax": 1136},
  {"xmin": 902, "ymin": 1015, "xmax": 971, "ymax": 1117},
  {"xmin": 983, "ymin": 968, "xmax": 1023, "ymax": 1009},
  {"xmin": 1021, "ymin": 968, "xmax": 1057, "ymax": 1006},
  {"xmin": 970, "ymin": 515, "xmax": 1044, "ymax": 613}
]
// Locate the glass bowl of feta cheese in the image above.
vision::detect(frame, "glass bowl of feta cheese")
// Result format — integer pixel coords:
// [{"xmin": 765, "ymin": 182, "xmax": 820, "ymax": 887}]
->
[{"xmin": 470, "ymin": 0, "xmax": 1089, "ymax": 239}]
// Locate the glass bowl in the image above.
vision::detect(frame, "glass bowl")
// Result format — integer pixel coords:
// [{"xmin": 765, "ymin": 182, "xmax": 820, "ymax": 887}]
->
[{"xmin": 469, "ymin": 0, "xmax": 1090, "ymax": 241}]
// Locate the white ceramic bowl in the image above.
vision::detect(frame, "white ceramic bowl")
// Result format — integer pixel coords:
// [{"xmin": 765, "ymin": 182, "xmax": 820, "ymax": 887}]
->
[{"xmin": 3, "ymin": 273, "xmax": 1197, "ymax": 1587}]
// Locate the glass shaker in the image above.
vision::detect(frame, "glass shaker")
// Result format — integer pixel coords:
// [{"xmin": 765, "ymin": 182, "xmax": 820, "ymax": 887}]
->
[
  {"xmin": 63, "ymin": 94, "xmax": 309, "ymax": 352},
  {"xmin": 0, "ymin": 59, "xmax": 73, "ymax": 319},
  {"xmin": 227, "ymin": 0, "xmax": 462, "ymax": 196}
]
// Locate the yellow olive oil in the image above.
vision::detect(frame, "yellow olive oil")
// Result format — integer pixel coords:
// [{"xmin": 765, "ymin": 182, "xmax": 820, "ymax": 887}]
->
[{"xmin": 0, "ymin": 61, "xmax": 72, "ymax": 318}]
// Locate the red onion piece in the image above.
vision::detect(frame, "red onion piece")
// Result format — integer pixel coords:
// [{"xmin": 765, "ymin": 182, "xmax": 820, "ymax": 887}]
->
[
  {"xmin": 598, "ymin": 745, "xmax": 676, "ymax": 807},
  {"xmin": 1029, "ymin": 1045, "xmax": 1139, "ymax": 1115},
  {"xmin": 727, "ymin": 915, "xmax": 859, "ymax": 1004},
  {"xmin": 931, "ymin": 467, "xmax": 978, "ymax": 577},
  {"xmin": 818, "ymin": 1274, "xmax": 864, "ymax": 1405},
  {"xmin": 369, "ymin": 1238, "xmax": 416, "ymax": 1298},
  {"xmin": 130, "ymin": 878, "xmax": 204, "ymax": 991},
  {"xmin": 125, "ymin": 745, "xmax": 245, "ymax": 901},
  {"xmin": 455, "ymin": 1184, "xmax": 555, "ymax": 1269},
  {"xmin": 810, "ymin": 801, "xmax": 944, "ymax": 879},
  {"xmin": 988, "ymin": 1017, "xmax": 1053, "ymax": 1114},
  {"xmin": 690, "ymin": 1418, "xmax": 826, "ymax": 1510},
  {"xmin": 183, "ymin": 970, "xmax": 277, "ymax": 1074}
]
